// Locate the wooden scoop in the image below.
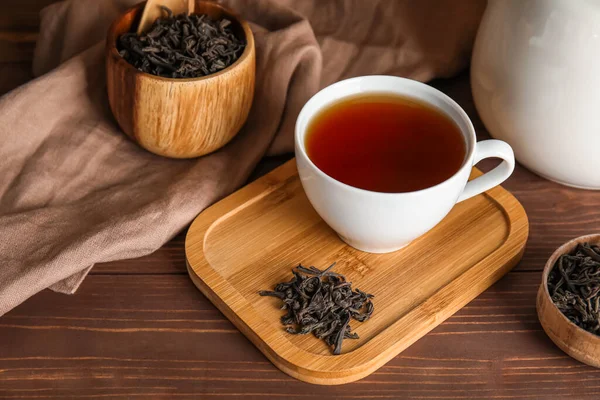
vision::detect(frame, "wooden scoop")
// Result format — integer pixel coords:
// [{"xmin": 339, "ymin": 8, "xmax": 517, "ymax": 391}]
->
[{"xmin": 137, "ymin": 0, "xmax": 195, "ymax": 35}]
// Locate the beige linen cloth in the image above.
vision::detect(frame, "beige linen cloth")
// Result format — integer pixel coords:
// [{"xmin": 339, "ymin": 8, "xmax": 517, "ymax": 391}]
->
[{"xmin": 0, "ymin": 0, "xmax": 485, "ymax": 315}]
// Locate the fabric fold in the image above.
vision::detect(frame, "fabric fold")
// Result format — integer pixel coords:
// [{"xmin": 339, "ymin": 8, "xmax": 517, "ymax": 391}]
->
[{"xmin": 0, "ymin": 0, "xmax": 484, "ymax": 315}]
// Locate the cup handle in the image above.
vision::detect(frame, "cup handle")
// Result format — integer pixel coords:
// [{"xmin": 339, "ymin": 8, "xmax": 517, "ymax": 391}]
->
[{"xmin": 457, "ymin": 140, "xmax": 515, "ymax": 203}]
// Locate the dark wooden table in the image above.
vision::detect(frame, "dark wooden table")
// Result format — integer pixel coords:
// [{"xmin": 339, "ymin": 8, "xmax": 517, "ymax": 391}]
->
[{"xmin": 2, "ymin": 2, "xmax": 600, "ymax": 399}]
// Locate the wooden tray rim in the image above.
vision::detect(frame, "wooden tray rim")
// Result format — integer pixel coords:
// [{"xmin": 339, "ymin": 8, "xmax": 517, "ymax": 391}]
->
[{"xmin": 185, "ymin": 159, "xmax": 529, "ymax": 384}]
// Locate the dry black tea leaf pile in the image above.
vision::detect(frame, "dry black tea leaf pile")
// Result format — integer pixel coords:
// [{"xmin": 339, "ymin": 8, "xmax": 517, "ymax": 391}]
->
[
  {"xmin": 118, "ymin": 6, "xmax": 246, "ymax": 78},
  {"xmin": 548, "ymin": 242, "xmax": 600, "ymax": 335},
  {"xmin": 259, "ymin": 263, "xmax": 374, "ymax": 355}
]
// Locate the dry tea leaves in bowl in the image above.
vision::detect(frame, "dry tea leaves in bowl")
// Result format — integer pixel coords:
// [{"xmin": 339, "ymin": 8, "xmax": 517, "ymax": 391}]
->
[
  {"xmin": 118, "ymin": 6, "xmax": 246, "ymax": 78},
  {"xmin": 259, "ymin": 263, "xmax": 374, "ymax": 355},
  {"xmin": 548, "ymin": 242, "xmax": 600, "ymax": 335}
]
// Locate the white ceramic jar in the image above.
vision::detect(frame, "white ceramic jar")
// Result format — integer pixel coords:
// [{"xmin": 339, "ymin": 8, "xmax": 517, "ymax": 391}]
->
[{"xmin": 472, "ymin": 0, "xmax": 600, "ymax": 188}]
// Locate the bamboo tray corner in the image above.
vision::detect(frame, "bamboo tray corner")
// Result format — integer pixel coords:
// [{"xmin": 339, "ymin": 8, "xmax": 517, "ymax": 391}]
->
[{"xmin": 185, "ymin": 159, "xmax": 529, "ymax": 385}]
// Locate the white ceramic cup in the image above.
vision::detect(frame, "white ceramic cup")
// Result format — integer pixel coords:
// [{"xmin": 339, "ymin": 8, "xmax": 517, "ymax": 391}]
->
[{"xmin": 295, "ymin": 76, "xmax": 516, "ymax": 253}]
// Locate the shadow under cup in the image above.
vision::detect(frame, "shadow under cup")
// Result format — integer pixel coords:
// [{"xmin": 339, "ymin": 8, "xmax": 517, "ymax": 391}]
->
[{"xmin": 294, "ymin": 76, "xmax": 510, "ymax": 254}]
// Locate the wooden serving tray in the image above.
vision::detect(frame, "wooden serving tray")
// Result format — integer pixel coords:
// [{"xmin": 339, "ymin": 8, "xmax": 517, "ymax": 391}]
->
[{"xmin": 185, "ymin": 159, "xmax": 529, "ymax": 385}]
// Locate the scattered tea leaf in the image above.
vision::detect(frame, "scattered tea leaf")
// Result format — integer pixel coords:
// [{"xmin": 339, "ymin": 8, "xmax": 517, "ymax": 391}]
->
[{"xmin": 259, "ymin": 263, "xmax": 374, "ymax": 355}]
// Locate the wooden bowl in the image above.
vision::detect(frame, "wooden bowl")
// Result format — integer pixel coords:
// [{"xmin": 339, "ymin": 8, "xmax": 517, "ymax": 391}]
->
[
  {"xmin": 106, "ymin": 1, "xmax": 255, "ymax": 158},
  {"xmin": 537, "ymin": 234, "xmax": 600, "ymax": 368}
]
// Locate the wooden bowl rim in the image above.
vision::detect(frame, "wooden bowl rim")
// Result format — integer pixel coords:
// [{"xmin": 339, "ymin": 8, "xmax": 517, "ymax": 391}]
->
[
  {"xmin": 106, "ymin": 0, "xmax": 255, "ymax": 83},
  {"xmin": 540, "ymin": 233, "xmax": 600, "ymax": 344}
]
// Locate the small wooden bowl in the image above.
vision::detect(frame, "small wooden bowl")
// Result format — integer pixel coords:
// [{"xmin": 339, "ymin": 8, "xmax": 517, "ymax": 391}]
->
[
  {"xmin": 106, "ymin": 1, "xmax": 255, "ymax": 158},
  {"xmin": 537, "ymin": 234, "xmax": 600, "ymax": 368}
]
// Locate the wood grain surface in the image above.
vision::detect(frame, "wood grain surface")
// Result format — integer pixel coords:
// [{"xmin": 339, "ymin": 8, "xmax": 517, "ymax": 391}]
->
[
  {"xmin": 3, "ymin": 1, "xmax": 600, "ymax": 398},
  {"xmin": 137, "ymin": 0, "xmax": 192, "ymax": 34},
  {"xmin": 106, "ymin": 1, "xmax": 256, "ymax": 158},
  {"xmin": 186, "ymin": 160, "xmax": 527, "ymax": 384},
  {"xmin": 537, "ymin": 234, "xmax": 600, "ymax": 370},
  {"xmin": 3, "ymin": 274, "xmax": 600, "ymax": 399}
]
